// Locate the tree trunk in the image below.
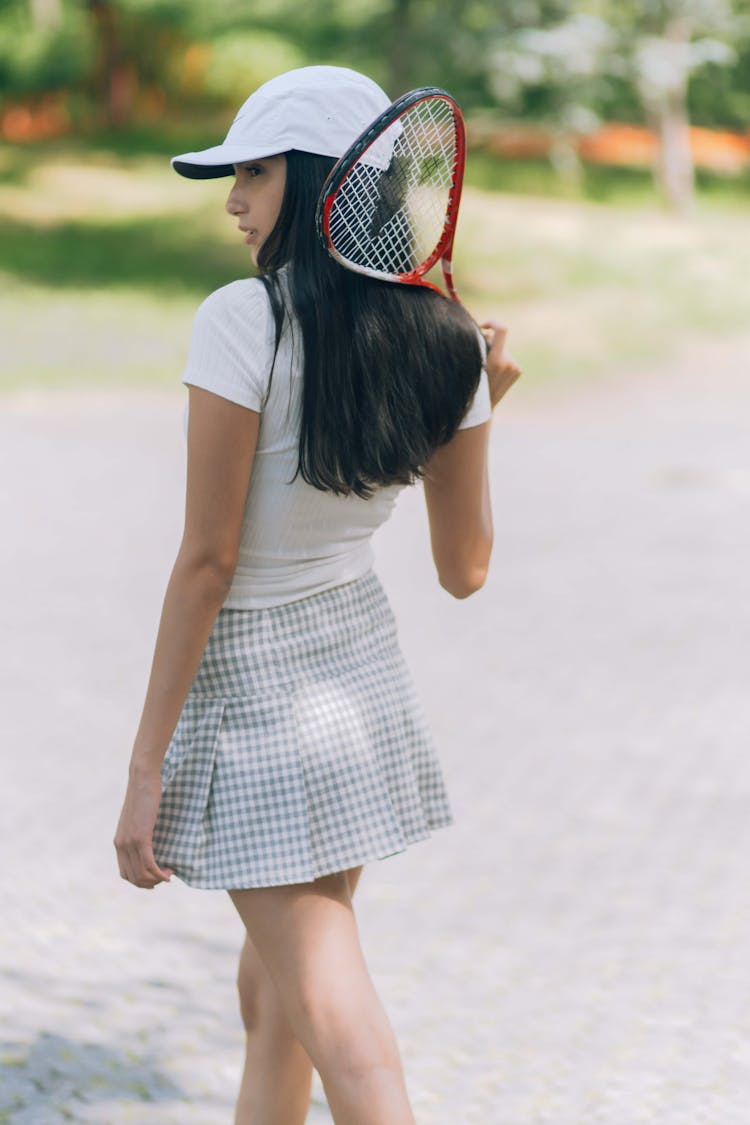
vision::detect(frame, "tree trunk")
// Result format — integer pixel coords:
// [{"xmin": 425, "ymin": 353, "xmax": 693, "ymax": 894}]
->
[
  {"xmin": 651, "ymin": 16, "xmax": 695, "ymax": 214},
  {"xmin": 550, "ymin": 130, "xmax": 583, "ymax": 193},
  {"xmin": 652, "ymin": 96, "xmax": 694, "ymax": 214},
  {"xmin": 87, "ymin": 0, "xmax": 138, "ymax": 129},
  {"xmin": 388, "ymin": 0, "xmax": 412, "ymax": 96}
]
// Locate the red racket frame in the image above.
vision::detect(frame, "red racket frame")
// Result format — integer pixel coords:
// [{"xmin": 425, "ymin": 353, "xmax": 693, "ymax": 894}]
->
[{"xmin": 316, "ymin": 87, "xmax": 467, "ymax": 302}]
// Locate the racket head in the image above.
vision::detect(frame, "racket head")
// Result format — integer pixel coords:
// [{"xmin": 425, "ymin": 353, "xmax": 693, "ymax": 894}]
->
[{"xmin": 316, "ymin": 87, "xmax": 466, "ymax": 298}]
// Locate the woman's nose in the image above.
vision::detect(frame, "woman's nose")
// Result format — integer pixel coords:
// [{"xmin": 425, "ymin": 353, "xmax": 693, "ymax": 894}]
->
[{"xmin": 225, "ymin": 184, "xmax": 245, "ymax": 216}]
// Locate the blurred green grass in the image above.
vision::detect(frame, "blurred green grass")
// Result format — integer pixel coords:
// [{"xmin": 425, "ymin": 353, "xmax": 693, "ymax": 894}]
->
[
  {"xmin": 1, "ymin": 140, "xmax": 749, "ymax": 393},
  {"xmin": 467, "ymin": 149, "xmax": 750, "ymax": 210},
  {"xmin": 0, "ymin": 214, "xmax": 238, "ymax": 292}
]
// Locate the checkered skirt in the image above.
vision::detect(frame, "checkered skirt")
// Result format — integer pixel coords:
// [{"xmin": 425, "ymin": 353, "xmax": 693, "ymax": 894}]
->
[{"xmin": 152, "ymin": 571, "xmax": 452, "ymax": 889}]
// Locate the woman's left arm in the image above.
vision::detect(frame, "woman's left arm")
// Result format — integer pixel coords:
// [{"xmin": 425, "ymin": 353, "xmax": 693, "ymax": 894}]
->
[{"xmin": 114, "ymin": 386, "xmax": 260, "ymax": 889}]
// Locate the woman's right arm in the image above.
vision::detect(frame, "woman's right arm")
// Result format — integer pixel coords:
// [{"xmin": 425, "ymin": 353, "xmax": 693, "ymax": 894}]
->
[
  {"xmin": 423, "ymin": 323, "xmax": 521, "ymax": 598},
  {"xmin": 114, "ymin": 386, "xmax": 260, "ymax": 889}
]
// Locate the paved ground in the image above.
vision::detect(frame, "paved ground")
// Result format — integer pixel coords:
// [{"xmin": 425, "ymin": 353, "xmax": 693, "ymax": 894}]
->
[{"xmin": 1, "ymin": 334, "xmax": 749, "ymax": 1124}]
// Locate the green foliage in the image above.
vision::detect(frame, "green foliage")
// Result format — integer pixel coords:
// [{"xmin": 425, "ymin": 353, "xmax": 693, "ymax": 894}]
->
[
  {"xmin": 689, "ymin": 41, "xmax": 750, "ymax": 126},
  {"xmin": 200, "ymin": 30, "xmax": 304, "ymax": 103},
  {"xmin": 114, "ymin": 0, "xmax": 193, "ymax": 21},
  {"xmin": 0, "ymin": 0, "xmax": 749, "ymax": 134},
  {"xmin": 486, "ymin": 0, "xmax": 750, "ymax": 123},
  {"xmin": 0, "ymin": 2, "xmax": 93, "ymax": 95}
]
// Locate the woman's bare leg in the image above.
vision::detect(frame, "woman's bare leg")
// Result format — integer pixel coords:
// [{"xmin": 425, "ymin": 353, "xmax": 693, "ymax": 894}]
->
[
  {"xmin": 229, "ymin": 868, "xmax": 415, "ymax": 1125},
  {"xmin": 232, "ymin": 867, "xmax": 364, "ymax": 1125},
  {"xmin": 234, "ymin": 929, "xmax": 313, "ymax": 1125}
]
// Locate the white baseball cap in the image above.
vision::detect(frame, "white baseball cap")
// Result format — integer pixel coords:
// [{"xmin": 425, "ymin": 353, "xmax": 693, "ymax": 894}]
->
[{"xmin": 171, "ymin": 65, "xmax": 392, "ymax": 179}]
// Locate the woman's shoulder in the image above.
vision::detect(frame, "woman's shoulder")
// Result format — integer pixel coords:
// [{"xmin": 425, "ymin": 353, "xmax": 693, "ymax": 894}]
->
[
  {"xmin": 195, "ymin": 276, "xmax": 271, "ymax": 326},
  {"xmin": 188, "ymin": 276, "xmax": 279, "ymax": 360},
  {"xmin": 182, "ymin": 276, "xmax": 279, "ymax": 409}
]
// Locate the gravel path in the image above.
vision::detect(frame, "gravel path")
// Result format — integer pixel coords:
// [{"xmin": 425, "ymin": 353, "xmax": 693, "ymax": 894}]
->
[{"xmin": 2, "ymin": 336, "xmax": 749, "ymax": 1124}]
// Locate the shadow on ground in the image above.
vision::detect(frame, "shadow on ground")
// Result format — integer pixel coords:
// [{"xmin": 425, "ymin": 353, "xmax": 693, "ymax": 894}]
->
[
  {"xmin": 0, "ymin": 1032, "xmax": 183, "ymax": 1121},
  {"xmin": 0, "ymin": 216, "xmax": 243, "ymax": 295}
]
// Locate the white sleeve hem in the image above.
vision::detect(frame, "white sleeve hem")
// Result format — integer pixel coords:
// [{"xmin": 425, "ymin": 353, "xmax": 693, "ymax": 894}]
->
[
  {"xmin": 182, "ymin": 369, "xmax": 263, "ymax": 413},
  {"xmin": 457, "ymin": 366, "xmax": 492, "ymax": 429}
]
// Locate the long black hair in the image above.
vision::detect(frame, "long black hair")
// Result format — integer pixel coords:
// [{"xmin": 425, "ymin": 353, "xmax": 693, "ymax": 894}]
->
[{"xmin": 257, "ymin": 150, "xmax": 483, "ymax": 499}]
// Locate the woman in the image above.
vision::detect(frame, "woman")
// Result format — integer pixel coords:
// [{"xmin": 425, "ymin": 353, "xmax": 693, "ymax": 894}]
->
[{"xmin": 114, "ymin": 66, "xmax": 521, "ymax": 1125}]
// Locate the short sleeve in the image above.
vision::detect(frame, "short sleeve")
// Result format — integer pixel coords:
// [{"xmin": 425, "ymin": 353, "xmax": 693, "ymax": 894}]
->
[
  {"xmin": 181, "ymin": 279, "xmax": 274, "ymax": 412},
  {"xmin": 457, "ymin": 366, "xmax": 492, "ymax": 429}
]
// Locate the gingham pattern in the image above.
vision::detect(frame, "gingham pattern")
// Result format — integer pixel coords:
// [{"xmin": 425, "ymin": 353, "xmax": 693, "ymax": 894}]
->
[{"xmin": 152, "ymin": 571, "xmax": 452, "ymax": 889}]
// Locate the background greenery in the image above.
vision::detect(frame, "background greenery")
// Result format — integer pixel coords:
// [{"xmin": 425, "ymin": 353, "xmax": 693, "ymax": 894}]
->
[
  {"xmin": 3, "ymin": 0, "xmax": 750, "ymax": 126},
  {"xmin": 1, "ymin": 0, "xmax": 749, "ymax": 392}
]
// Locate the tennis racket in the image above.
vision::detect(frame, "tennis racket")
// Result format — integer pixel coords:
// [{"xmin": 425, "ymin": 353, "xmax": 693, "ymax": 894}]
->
[{"xmin": 316, "ymin": 87, "xmax": 467, "ymax": 302}]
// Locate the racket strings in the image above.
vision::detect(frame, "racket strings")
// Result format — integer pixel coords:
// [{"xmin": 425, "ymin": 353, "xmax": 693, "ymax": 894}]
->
[{"xmin": 327, "ymin": 97, "xmax": 458, "ymax": 279}]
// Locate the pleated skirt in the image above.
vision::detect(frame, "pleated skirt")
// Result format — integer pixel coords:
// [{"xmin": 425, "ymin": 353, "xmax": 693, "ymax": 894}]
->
[{"xmin": 152, "ymin": 570, "xmax": 453, "ymax": 889}]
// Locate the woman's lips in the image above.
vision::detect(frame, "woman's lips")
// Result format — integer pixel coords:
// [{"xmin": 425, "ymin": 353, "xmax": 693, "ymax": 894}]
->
[{"xmin": 241, "ymin": 229, "xmax": 257, "ymax": 245}]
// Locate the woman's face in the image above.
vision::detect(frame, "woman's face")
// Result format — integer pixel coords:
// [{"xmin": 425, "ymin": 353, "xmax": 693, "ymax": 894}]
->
[{"xmin": 226, "ymin": 154, "xmax": 287, "ymax": 264}]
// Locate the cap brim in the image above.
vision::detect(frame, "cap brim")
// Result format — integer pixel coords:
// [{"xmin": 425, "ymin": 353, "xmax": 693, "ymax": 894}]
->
[
  {"xmin": 172, "ymin": 159, "xmax": 233, "ymax": 180},
  {"xmin": 171, "ymin": 143, "xmax": 275, "ymax": 180}
]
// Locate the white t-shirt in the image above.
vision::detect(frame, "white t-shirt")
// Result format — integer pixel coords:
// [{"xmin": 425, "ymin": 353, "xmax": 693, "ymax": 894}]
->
[{"xmin": 182, "ymin": 274, "xmax": 492, "ymax": 609}]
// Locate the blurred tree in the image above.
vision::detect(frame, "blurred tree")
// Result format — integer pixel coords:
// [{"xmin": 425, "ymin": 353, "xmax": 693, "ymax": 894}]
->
[
  {"xmin": 597, "ymin": 0, "xmax": 746, "ymax": 211},
  {"xmin": 29, "ymin": 0, "xmax": 61, "ymax": 29},
  {"xmin": 2, "ymin": 0, "xmax": 749, "ymax": 187},
  {"xmin": 84, "ymin": 0, "xmax": 196, "ymax": 126},
  {"xmin": 86, "ymin": 0, "xmax": 133, "ymax": 125},
  {"xmin": 489, "ymin": 12, "xmax": 617, "ymax": 188},
  {"xmin": 689, "ymin": 36, "xmax": 750, "ymax": 129},
  {"xmin": 0, "ymin": 0, "xmax": 92, "ymax": 100},
  {"xmin": 487, "ymin": 0, "xmax": 750, "ymax": 210},
  {"xmin": 388, "ymin": 0, "xmax": 412, "ymax": 94}
]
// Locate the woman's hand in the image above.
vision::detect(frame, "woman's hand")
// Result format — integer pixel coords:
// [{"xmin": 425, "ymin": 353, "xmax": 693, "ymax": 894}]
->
[
  {"xmin": 114, "ymin": 766, "xmax": 174, "ymax": 889},
  {"xmin": 480, "ymin": 321, "xmax": 522, "ymax": 409}
]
